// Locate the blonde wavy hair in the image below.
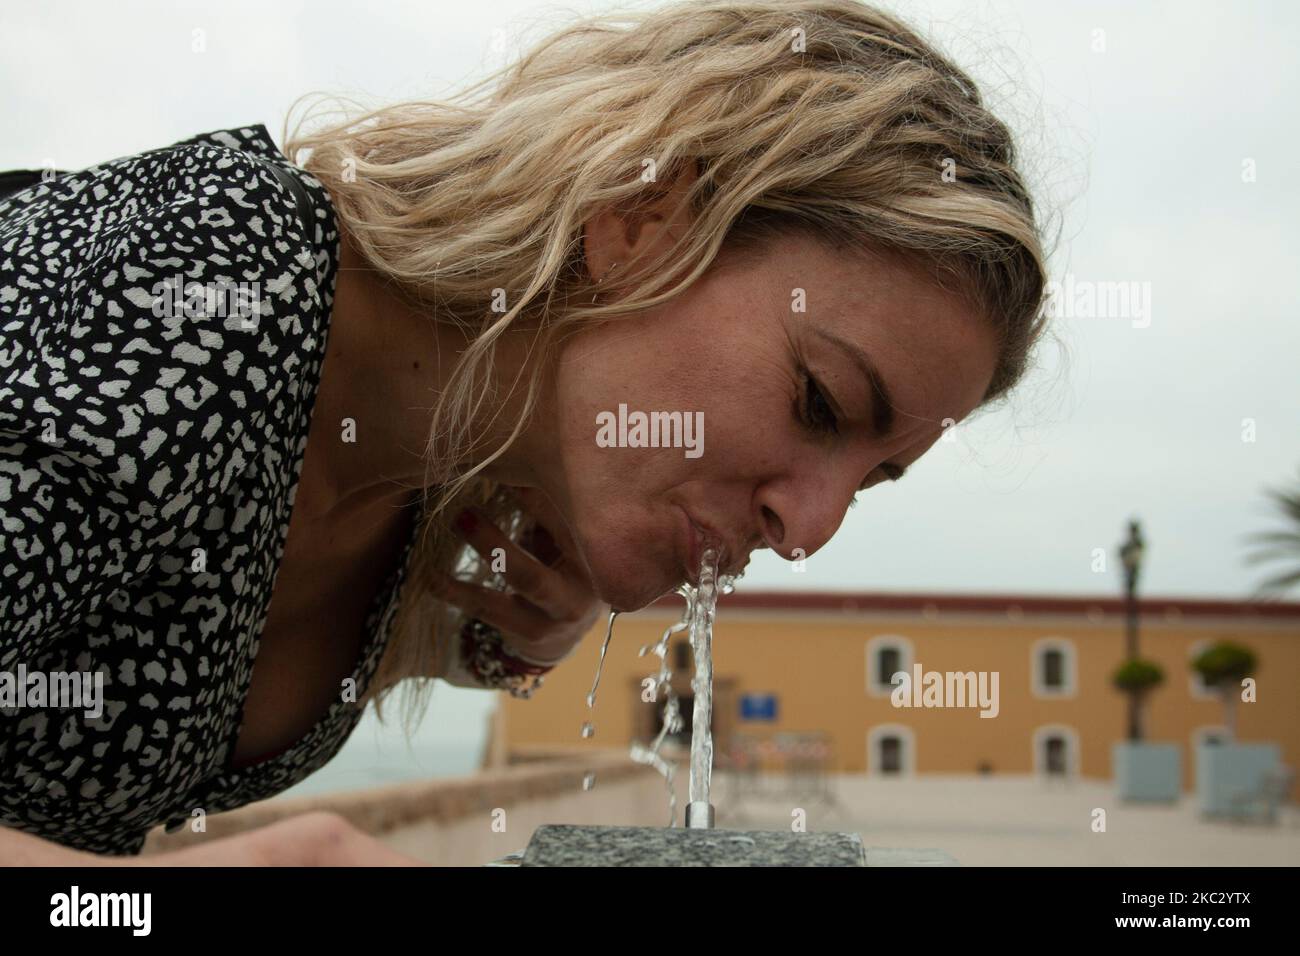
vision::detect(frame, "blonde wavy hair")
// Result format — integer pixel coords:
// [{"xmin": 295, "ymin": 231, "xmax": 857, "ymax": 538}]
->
[{"xmin": 282, "ymin": 0, "xmax": 1050, "ymax": 730}]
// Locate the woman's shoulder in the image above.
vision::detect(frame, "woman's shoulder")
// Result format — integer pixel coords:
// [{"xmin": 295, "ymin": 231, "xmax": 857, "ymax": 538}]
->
[
  {"xmin": 0, "ymin": 126, "xmax": 339, "ymax": 647},
  {"xmin": 0, "ymin": 123, "xmax": 338, "ymax": 515}
]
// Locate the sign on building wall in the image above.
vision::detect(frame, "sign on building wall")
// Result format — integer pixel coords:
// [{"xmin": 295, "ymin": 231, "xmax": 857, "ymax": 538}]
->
[{"xmin": 740, "ymin": 694, "xmax": 778, "ymax": 721}]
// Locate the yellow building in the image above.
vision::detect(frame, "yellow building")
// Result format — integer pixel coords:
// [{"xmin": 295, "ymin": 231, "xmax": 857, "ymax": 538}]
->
[{"xmin": 497, "ymin": 591, "xmax": 1300, "ymax": 798}]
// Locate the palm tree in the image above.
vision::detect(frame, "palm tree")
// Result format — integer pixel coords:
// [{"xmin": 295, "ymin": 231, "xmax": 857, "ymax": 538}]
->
[
  {"xmin": 1245, "ymin": 466, "xmax": 1300, "ymax": 597},
  {"xmin": 1192, "ymin": 642, "xmax": 1257, "ymax": 741}
]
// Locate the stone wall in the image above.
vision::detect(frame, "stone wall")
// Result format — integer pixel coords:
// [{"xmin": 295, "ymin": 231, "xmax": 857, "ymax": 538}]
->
[{"xmin": 141, "ymin": 748, "xmax": 676, "ymax": 866}]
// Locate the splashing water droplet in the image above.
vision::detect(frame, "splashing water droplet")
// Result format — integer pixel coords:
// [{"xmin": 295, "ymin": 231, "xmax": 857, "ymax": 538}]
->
[
  {"xmin": 582, "ymin": 772, "xmax": 596, "ymax": 791},
  {"xmin": 580, "ymin": 610, "xmax": 619, "ymax": 740}
]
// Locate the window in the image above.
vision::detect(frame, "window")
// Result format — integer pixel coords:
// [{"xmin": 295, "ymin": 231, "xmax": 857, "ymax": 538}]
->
[
  {"xmin": 867, "ymin": 724, "xmax": 915, "ymax": 776},
  {"xmin": 1032, "ymin": 725, "xmax": 1079, "ymax": 778},
  {"xmin": 1043, "ymin": 649, "xmax": 1064, "ymax": 688},
  {"xmin": 1031, "ymin": 638, "xmax": 1077, "ymax": 698},
  {"xmin": 1044, "ymin": 737, "xmax": 1067, "ymax": 775},
  {"xmin": 879, "ymin": 737, "xmax": 902, "ymax": 774},
  {"xmin": 878, "ymin": 647, "xmax": 901, "ymax": 683},
  {"xmin": 865, "ymin": 635, "xmax": 913, "ymax": 697}
]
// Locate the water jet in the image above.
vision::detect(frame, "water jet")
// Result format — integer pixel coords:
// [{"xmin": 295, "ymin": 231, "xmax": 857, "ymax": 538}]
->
[{"xmin": 490, "ymin": 542, "xmax": 955, "ymax": 866}]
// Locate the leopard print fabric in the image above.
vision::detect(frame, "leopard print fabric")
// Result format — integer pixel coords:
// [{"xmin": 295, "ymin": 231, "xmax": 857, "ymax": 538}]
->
[{"xmin": 0, "ymin": 124, "xmax": 423, "ymax": 855}]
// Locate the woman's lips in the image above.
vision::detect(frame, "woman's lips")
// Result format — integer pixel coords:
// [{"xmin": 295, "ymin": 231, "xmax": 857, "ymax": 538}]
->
[{"xmin": 680, "ymin": 507, "xmax": 727, "ymax": 587}]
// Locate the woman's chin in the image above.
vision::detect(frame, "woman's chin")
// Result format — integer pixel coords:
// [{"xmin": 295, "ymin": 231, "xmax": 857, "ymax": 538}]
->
[
  {"xmin": 592, "ymin": 564, "xmax": 681, "ymax": 613},
  {"xmin": 573, "ymin": 530, "xmax": 678, "ymax": 612}
]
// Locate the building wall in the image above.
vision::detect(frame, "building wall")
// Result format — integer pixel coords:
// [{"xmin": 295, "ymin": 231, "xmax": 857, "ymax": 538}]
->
[{"xmin": 500, "ymin": 596, "xmax": 1300, "ymax": 797}]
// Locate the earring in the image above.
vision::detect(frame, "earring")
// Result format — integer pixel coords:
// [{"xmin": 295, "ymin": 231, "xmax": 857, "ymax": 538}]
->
[{"xmin": 591, "ymin": 262, "xmax": 620, "ymax": 303}]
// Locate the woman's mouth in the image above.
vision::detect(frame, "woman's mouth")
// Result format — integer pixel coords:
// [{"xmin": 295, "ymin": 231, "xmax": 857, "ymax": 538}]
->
[{"xmin": 679, "ymin": 506, "xmax": 727, "ymax": 588}]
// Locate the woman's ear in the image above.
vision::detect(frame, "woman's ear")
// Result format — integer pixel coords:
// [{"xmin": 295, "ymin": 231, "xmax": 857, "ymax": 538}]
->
[{"xmin": 580, "ymin": 156, "xmax": 700, "ymax": 282}]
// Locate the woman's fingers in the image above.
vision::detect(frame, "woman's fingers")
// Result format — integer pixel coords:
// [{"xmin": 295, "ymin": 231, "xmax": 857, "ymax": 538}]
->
[
  {"xmin": 439, "ymin": 493, "xmax": 605, "ymax": 665},
  {"xmin": 503, "ymin": 485, "xmax": 588, "ymax": 583},
  {"xmin": 450, "ymin": 507, "xmax": 585, "ymax": 622},
  {"xmin": 431, "ymin": 574, "xmax": 579, "ymax": 663}
]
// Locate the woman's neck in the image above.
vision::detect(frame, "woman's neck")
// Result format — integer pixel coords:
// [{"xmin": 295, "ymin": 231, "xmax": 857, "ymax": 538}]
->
[{"xmin": 302, "ymin": 224, "xmax": 554, "ymax": 524}]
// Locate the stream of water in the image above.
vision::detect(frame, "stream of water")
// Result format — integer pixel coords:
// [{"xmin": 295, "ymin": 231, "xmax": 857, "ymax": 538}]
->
[{"xmin": 581, "ymin": 543, "xmax": 737, "ymax": 826}]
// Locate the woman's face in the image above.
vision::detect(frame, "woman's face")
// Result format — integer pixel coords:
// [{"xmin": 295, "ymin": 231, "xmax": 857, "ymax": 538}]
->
[{"xmin": 533, "ymin": 235, "xmax": 1000, "ymax": 612}]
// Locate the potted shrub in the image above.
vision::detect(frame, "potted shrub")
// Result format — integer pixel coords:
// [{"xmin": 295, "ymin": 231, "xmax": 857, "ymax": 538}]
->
[
  {"xmin": 1111, "ymin": 659, "xmax": 1180, "ymax": 801},
  {"xmin": 1191, "ymin": 641, "xmax": 1279, "ymax": 818},
  {"xmin": 1193, "ymin": 642, "xmax": 1256, "ymax": 739}
]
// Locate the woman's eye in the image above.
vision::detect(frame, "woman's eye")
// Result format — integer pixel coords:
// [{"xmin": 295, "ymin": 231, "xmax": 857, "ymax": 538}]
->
[{"xmin": 801, "ymin": 371, "xmax": 839, "ymax": 435}]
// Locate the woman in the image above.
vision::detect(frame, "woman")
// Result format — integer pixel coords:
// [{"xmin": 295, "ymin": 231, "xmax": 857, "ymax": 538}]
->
[{"xmin": 0, "ymin": 0, "xmax": 1047, "ymax": 864}]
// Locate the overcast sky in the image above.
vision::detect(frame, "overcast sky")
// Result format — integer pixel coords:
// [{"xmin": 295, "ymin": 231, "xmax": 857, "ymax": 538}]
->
[{"xmin": 4, "ymin": 0, "xmax": 1297, "ymax": 603}]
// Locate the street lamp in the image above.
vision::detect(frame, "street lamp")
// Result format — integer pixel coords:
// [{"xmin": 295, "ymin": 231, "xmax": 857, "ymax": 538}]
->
[{"xmin": 1118, "ymin": 519, "xmax": 1146, "ymax": 740}]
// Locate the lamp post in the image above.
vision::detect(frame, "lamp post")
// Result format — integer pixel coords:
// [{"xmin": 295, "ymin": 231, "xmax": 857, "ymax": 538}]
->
[{"xmin": 1119, "ymin": 519, "xmax": 1146, "ymax": 741}]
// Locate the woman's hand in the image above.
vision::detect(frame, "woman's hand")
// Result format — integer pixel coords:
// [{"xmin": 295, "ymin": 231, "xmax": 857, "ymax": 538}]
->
[
  {"xmin": 132, "ymin": 812, "xmax": 425, "ymax": 866},
  {"xmin": 3, "ymin": 812, "xmax": 424, "ymax": 866},
  {"xmin": 436, "ymin": 485, "xmax": 604, "ymax": 666}
]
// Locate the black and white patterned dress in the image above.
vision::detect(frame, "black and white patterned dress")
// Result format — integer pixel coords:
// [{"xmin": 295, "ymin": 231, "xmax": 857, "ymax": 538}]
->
[{"xmin": 0, "ymin": 124, "xmax": 431, "ymax": 855}]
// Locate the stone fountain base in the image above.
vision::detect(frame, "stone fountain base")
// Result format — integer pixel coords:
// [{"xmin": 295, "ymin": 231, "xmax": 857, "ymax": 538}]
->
[{"xmin": 498, "ymin": 824, "xmax": 956, "ymax": 867}]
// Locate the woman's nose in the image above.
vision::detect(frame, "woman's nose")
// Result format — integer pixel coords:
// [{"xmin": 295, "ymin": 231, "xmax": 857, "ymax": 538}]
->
[
  {"xmin": 757, "ymin": 504, "xmax": 786, "ymax": 553},
  {"xmin": 755, "ymin": 485, "xmax": 851, "ymax": 562}
]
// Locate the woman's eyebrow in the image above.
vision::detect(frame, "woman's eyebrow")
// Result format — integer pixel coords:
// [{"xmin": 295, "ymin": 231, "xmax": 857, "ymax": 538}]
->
[{"xmin": 812, "ymin": 326, "xmax": 897, "ymax": 439}]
